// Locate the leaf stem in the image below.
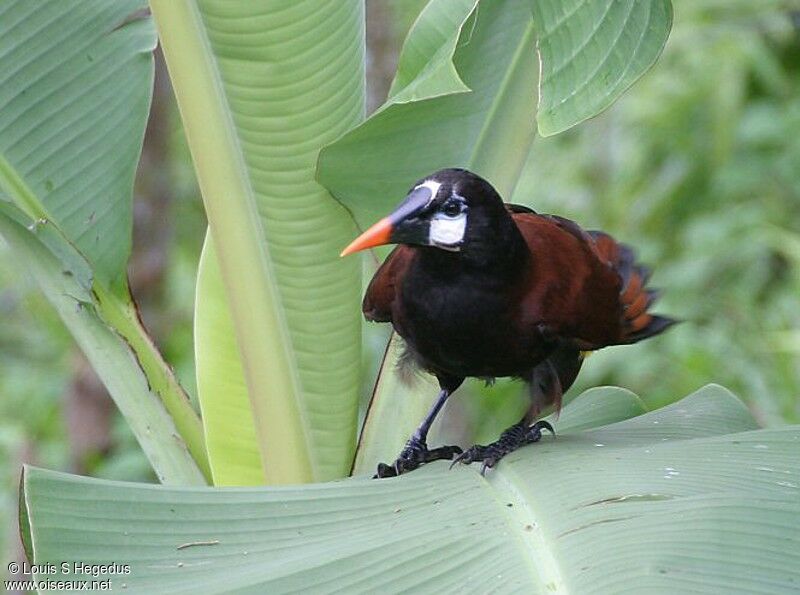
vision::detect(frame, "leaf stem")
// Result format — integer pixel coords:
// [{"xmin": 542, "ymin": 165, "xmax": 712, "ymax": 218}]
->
[
  {"xmin": 149, "ymin": 0, "xmax": 313, "ymax": 484},
  {"xmin": 93, "ymin": 284, "xmax": 212, "ymax": 481}
]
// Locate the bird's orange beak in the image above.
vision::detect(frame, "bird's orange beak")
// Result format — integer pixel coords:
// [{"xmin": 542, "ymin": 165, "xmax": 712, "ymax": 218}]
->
[
  {"xmin": 340, "ymin": 184, "xmax": 437, "ymax": 257},
  {"xmin": 340, "ymin": 217, "xmax": 393, "ymax": 257}
]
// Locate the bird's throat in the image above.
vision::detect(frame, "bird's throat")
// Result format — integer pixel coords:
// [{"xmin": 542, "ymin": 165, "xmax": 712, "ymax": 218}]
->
[{"xmin": 421, "ymin": 212, "xmax": 529, "ymax": 281}]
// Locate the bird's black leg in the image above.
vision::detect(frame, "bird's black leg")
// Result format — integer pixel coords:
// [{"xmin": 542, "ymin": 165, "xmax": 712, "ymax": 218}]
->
[
  {"xmin": 451, "ymin": 419, "xmax": 554, "ymax": 475},
  {"xmin": 374, "ymin": 387, "xmax": 462, "ymax": 478}
]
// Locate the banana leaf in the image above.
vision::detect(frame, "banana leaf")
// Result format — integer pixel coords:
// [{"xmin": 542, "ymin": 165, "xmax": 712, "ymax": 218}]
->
[
  {"xmin": 20, "ymin": 385, "xmax": 800, "ymax": 593},
  {"xmin": 150, "ymin": 0, "xmax": 365, "ymax": 485}
]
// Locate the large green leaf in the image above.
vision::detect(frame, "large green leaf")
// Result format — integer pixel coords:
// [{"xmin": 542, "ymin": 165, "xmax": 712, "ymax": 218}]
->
[
  {"xmin": 21, "ymin": 385, "xmax": 800, "ymax": 593},
  {"xmin": 533, "ymin": 0, "xmax": 673, "ymax": 136},
  {"xmin": 0, "ymin": 0, "xmax": 148, "ymax": 290},
  {"xmin": 194, "ymin": 236, "xmax": 262, "ymax": 485},
  {"xmin": 0, "ymin": 0, "xmax": 208, "ymax": 483},
  {"xmin": 150, "ymin": 0, "xmax": 365, "ymax": 485}
]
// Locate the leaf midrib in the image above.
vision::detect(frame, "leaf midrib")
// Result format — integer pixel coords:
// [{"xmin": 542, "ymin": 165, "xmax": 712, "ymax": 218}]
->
[
  {"xmin": 484, "ymin": 465, "xmax": 567, "ymax": 594},
  {"xmin": 0, "ymin": 153, "xmax": 50, "ymax": 221},
  {"xmin": 192, "ymin": 2, "xmax": 314, "ymax": 480},
  {"xmin": 151, "ymin": 0, "xmax": 315, "ymax": 483},
  {"xmin": 0, "ymin": 154, "xmax": 209, "ymax": 483},
  {"xmin": 466, "ymin": 18, "xmax": 536, "ymax": 189}
]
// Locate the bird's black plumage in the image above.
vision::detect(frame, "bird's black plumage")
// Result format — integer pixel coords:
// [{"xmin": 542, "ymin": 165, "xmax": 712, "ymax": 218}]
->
[{"xmin": 345, "ymin": 168, "xmax": 676, "ymax": 477}]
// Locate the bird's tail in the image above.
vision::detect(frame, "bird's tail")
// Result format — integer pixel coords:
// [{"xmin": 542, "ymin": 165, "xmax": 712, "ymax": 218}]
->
[{"xmin": 588, "ymin": 231, "xmax": 678, "ymax": 344}]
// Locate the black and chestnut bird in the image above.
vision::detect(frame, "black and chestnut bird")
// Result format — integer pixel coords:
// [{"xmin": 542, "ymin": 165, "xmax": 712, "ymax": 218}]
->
[{"xmin": 341, "ymin": 168, "xmax": 676, "ymax": 478}]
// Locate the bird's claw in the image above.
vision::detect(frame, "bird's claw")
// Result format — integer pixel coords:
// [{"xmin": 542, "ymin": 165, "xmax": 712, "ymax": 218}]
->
[
  {"xmin": 373, "ymin": 439, "xmax": 462, "ymax": 478},
  {"xmin": 450, "ymin": 445, "xmax": 487, "ymax": 469},
  {"xmin": 450, "ymin": 420, "xmax": 555, "ymax": 475}
]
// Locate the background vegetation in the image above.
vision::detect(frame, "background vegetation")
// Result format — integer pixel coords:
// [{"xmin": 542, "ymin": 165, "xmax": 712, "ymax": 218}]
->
[{"xmin": 1, "ymin": 0, "xmax": 798, "ymax": 573}]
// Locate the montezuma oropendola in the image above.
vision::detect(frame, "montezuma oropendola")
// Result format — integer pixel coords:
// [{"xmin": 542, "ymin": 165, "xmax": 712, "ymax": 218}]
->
[{"xmin": 341, "ymin": 168, "xmax": 676, "ymax": 478}]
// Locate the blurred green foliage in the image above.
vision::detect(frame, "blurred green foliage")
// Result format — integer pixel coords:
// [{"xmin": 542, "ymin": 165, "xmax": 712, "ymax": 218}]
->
[
  {"xmin": 1, "ymin": 0, "xmax": 799, "ymax": 566},
  {"xmin": 511, "ymin": 1, "xmax": 800, "ymax": 427}
]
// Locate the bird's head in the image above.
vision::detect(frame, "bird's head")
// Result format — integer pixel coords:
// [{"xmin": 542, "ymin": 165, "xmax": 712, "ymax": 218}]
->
[{"xmin": 340, "ymin": 168, "xmax": 507, "ymax": 257}]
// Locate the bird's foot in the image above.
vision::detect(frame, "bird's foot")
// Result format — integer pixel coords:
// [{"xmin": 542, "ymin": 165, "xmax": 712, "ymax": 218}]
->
[
  {"xmin": 451, "ymin": 420, "xmax": 554, "ymax": 475},
  {"xmin": 374, "ymin": 438, "xmax": 463, "ymax": 478}
]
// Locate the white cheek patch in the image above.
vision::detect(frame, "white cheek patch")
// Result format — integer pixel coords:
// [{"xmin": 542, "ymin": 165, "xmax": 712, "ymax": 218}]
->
[{"xmin": 429, "ymin": 214, "xmax": 467, "ymax": 249}]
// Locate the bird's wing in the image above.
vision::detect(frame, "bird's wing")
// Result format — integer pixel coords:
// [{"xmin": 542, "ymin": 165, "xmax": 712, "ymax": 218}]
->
[
  {"xmin": 511, "ymin": 212, "xmax": 676, "ymax": 349},
  {"xmin": 362, "ymin": 245, "xmax": 416, "ymax": 323}
]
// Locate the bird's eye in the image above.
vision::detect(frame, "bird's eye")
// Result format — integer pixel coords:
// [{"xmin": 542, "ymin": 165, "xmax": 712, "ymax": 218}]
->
[{"xmin": 442, "ymin": 202, "xmax": 462, "ymax": 217}]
